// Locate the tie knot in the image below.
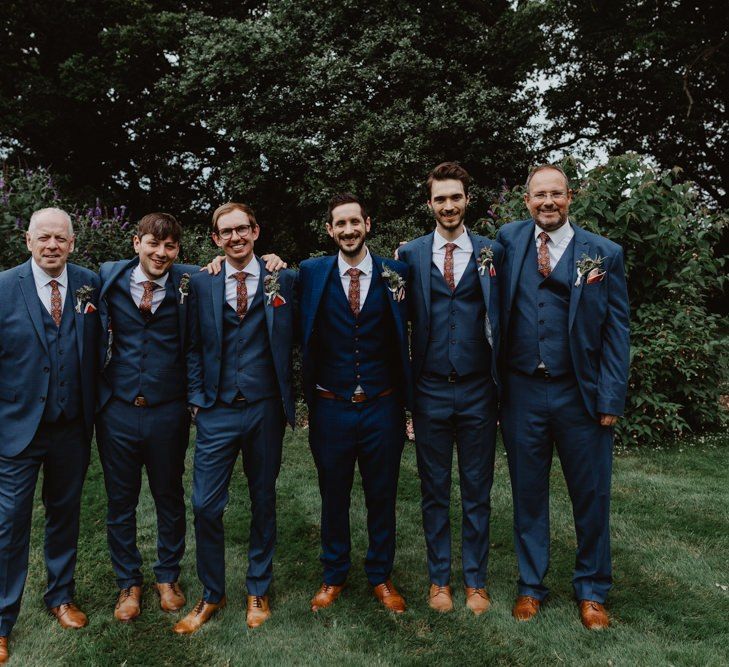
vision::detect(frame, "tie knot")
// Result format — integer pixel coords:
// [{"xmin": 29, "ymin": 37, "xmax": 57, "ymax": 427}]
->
[
  {"xmin": 347, "ymin": 268, "xmax": 361, "ymax": 278},
  {"xmin": 233, "ymin": 272, "xmax": 248, "ymax": 283},
  {"xmin": 538, "ymin": 231, "xmax": 550, "ymax": 243},
  {"xmin": 142, "ymin": 280, "xmax": 156, "ymax": 290},
  {"xmin": 49, "ymin": 279, "xmax": 59, "ymax": 289},
  {"xmin": 445, "ymin": 242, "xmax": 456, "ymax": 252}
]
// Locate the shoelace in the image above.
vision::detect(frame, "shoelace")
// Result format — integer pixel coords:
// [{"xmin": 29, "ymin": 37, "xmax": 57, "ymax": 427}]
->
[
  {"xmin": 469, "ymin": 588, "xmax": 488, "ymax": 600},
  {"xmin": 379, "ymin": 582, "xmax": 393, "ymax": 595},
  {"xmin": 251, "ymin": 596, "xmax": 264, "ymax": 609},
  {"xmin": 584, "ymin": 601, "xmax": 602, "ymax": 611},
  {"xmin": 56, "ymin": 602, "xmax": 74, "ymax": 616},
  {"xmin": 431, "ymin": 586, "xmax": 449, "ymax": 598},
  {"xmin": 322, "ymin": 584, "xmax": 337, "ymax": 593},
  {"xmin": 192, "ymin": 599, "xmax": 206, "ymax": 614},
  {"xmin": 118, "ymin": 588, "xmax": 135, "ymax": 601},
  {"xmin": 162, "ymin": 582, "xmax": 180, "ymax": 594}
]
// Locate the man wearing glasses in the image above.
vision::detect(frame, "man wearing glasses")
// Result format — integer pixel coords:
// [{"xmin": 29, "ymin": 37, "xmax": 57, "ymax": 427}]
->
[
  {"xmin": 174, "ymin": 203, "xmax": 296, "ymax": 633},
  {"xmin": 496, "ymin": 165, "xmax": 630, "ymax": 629}
]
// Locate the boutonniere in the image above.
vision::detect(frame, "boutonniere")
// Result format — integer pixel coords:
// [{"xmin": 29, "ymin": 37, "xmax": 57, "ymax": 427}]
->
[
  {"xmin": 478, "ymin": 246, "xmax": 496, "ymax": 277},
  {"xmin": 381, "ymin": 263, "xmax": 406, "ymax": 302},
  {"xmin": 264, "ymin": 270, "xmax": 287, "ymax": 307},
  {"xmin": 575, "ymin": 254, "xmax": 605, "ymax": 287},
  {"xmin": 74, "ymin": 285, "xmax": 96, "ymax": 314},
  {"xmin": 178, "ymin": 273, "xmax": 190, "ymax": 304}
]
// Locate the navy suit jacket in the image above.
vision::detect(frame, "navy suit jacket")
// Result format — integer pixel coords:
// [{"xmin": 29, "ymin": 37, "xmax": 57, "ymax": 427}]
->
[
  {"xmin": 186, "ymin": 257, "xmax": 297, "ymax": 426},
  {"xmin": 397, "ymin": 230, "xmax": 504, "ymax": 388},
  {"xmin": 496, "ymin": 219, "xmax": 630, "ymax": 418},
  {"xmin": 97, "ymin": 258, "xmax": 199, "ymax": 410},
  {"xmin": 299, "ymin": 253, "xmax": 412, "ymax": 410},
  {"xmin": 0, "ymin": 259, "xmax": 101, "ymax": 457}
]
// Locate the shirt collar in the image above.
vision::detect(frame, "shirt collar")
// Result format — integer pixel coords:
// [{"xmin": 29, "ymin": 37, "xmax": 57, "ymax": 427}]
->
[
  {"xmin": 131, "ymin": 263, "xmax": 169, "ymax": 288},
  {"xmin": 433, "ymin": 227, "xmax": 472, "ymax": 251},
  {"xmin": 534, "ymin": 219, "xmax": 574, "ymax": 245},
  {"xmin": 225, "ymin": 256, "xmax": 260, "ymax": 280},
  {"xmin": 338, "ymin": 247, "xmax": 372, "ymax": 277},
  {"xmin": 31, "ymin": 257, "xmax": 68, "ymax": 290}
]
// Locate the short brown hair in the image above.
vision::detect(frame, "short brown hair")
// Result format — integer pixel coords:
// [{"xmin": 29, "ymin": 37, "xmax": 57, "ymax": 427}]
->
[
  {"xmin": 426, "ymin": 162, "xmax": 471, "ymax": 198},
  {"xmin": 327, "ymin": 193, "xmax": 368, "ymax": 225},
  {"xmin": 211, "ymin": 202, "xmax": 258, "ymax": 233},
  {"xmin": 525, "ymin": 164, "xmax": 571, "ymax": 192},
  {"xmin": 137, "ymin": 212, "xmax": 182, "ymax": 243}
]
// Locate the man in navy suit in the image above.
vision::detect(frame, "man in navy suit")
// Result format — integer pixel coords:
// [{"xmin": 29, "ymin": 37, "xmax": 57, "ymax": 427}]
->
[
  {"xmin": 0, "ymin": 208, "xmax": 100, "ymax": 663},
  {"xmin": 397, "ymin": 162, "xmax": 503, "ymax": 615},
  {"xmin": 497, "ymin": 164, "xmax": 630, "ymax": 629},
  {"xmin": 96, "ymin": 213, "xmax": 198, "ymax": 621},
  {"xmin": 174, "ymin": 202, "xmax": 296, "ymax": 633},
  {"xmin": 300, "ymin": 193, "xmax": 411, "ymax": 614}
]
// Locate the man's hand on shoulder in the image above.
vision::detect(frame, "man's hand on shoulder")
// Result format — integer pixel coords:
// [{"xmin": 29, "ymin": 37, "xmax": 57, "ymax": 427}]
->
[
  {"xmin": 262, "ymin": 254, "xmax": 287, "ymax": 271},
  {"xmin": 202, "ymin": 255, "xmax": 225, "ymax": 275}
]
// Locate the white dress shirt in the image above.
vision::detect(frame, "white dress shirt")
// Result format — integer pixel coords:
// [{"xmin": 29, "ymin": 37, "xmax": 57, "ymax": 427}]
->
[
  {"xmin": 225, "ymin": 257, "xmax": 260, "ymax": 311},
  {"xmin": 130, "ymin": 264, "xmax": 169, "ymax": 314},
  {"xmin": 31, "ymin": 258, "xmax": 68, "ymax": 317},
  {"xmin": 432, "ymin": 228, "xmax": 473, "ymax": 287},
  {"xmin": 338, "ymin": 248, "xmax": 373, "ymax": 310},
  {"xmin": 534, "ymin": 220, "xmax": 575, "ymax": 271}
]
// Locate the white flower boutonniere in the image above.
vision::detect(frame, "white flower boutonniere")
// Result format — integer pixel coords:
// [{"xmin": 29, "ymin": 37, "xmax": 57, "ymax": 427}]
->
[
  {"xmin": 75, "ymin": 285, "xmax": 96, "ymax": 314},
  {"xmin": 381, "ymin": 263, "xmax": 406, "ymax": 302},
  {"xmin": 575, "ymin": 254, "xmax": 605, "ymax": 287},
  {"xmin": 478, "ymin": 246, "xmax": 496, "ymax": 277},
  {"xmin": 178, "ymin": 273, "xmax": 190, "ymax": 304},
  {"xmin": 264, "ymin": 270, "xmax": 287, "ymax": 307}
]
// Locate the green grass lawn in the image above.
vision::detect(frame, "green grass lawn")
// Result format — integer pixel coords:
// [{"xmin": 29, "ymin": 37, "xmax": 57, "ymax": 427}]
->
[{"xmin": 13, "ymin": 430, "xmax": 729, "ymax": 666}]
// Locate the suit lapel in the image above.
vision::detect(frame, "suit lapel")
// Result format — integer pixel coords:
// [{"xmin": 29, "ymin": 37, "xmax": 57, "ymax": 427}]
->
[
  {"xmin": 419, "ymin": 233, "xmax": 433, "ymax": 320},
  {"xmin": 305, "ymin": 255, "xmax": 337, "ymax": 346},
  {"xmin": 375, "ymin": 255, "xmax": 406, "ymax": 344},
  {"xmin": 258, "ymin": 257, "xmax": 275, "ymax": 343},
  {"xmin": 509, "ymin": 222, "xmax": 534, "ymax": 313},
  {"xmin": 469, "ymin": 232, "xmax": 491, "ymax": 310},
  {"xmin": 66, "ymin": 265, "xmax": 86, "ymax": 361},
  {"xmin": 568, "ymin": 224, "xmax": 591, "ymax": 331},
  {"xmin": 169, "ymin": 265, "xmax": 190, "ymax": 353},
  {"xmin": 18, "ymin": 260, "xmax": 49, "ymax": 355},
  {"xmin": 211, "ymin": 268, "xmax": 225, "ymax": 345}
]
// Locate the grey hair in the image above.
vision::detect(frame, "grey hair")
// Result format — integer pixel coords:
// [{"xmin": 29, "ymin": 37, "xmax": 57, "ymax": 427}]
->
[
  {"xmin": 525, "ymin": 164, "xmax": 571, "ymax": 192},
  {"xmin": 28, "ymin": 207, "xmax": 74, "ymax": 236}
]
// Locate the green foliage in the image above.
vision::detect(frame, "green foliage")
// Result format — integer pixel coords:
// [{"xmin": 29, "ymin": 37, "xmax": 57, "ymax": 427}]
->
[{"xmin": 491, "ymin": 154, "xmax": 729, "ymax": 445}]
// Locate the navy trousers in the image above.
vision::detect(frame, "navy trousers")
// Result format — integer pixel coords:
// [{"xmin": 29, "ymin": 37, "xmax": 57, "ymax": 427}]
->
[
  {"xmin": 501, "ymin": 370, "xmax": 614, "ymax": 603},
  {"xmin": 309, "ymin": 392, "xmax": 405, "ymax": 586},
  {"xmin": 0, "ymin": 419, "xmax": 89, "ymax": 635},
  {"xmin": 96, "ymin": 398, "xmax": 189, "ymax": 588},
  {"xmin": 192, "ymin": 398, "xmax": 284, "ymax": 601},
  {"xmin": 412, "ymin": 374, "xmax": 497, "ymax": 588}
]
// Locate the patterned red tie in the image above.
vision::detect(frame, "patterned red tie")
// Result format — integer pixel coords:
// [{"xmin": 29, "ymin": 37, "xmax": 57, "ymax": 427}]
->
[
  {"xmin": 49, "ymin": 279, "xmax": 62, "ymax": 327},
  {"xmin": 537, "ymin": 231, "xmax": 551, "ymax": 278},
  {"xmin": 347, "ymin": 268, "xmax": 361, "ymax": 318},
  {"xmin": 444, "ymin": 242, "xmax": 456, "ymax": 292},
  {"xmin": 139, "ymin": 280, "xmax": 156, "ymax": 319},
  {"xmin": 234, "ymin": 272, "xmax": 249, "ymax": 319}
]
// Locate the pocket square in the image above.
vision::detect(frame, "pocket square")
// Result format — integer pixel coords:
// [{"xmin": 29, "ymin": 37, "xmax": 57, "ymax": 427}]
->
[
  {"xmin": 84, "ymin": 302, "xmax": 97, "ymax": 313},
  {"xmin": 271, "ymin": 294, "xmax": 286, "ymax": 308},
  {"xmin": 586, "ymin": 268, "xmax": 606, "ymax": 284}
]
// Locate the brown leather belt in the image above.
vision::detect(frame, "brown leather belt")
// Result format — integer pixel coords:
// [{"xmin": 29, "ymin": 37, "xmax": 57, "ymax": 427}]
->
[
  {"xmin": 133, "ymin": 396, "xmax": 148, "ymax": 407},
  {"xmin": 316, "ymin": 387, "xmax": 394, "ymax": 403}
]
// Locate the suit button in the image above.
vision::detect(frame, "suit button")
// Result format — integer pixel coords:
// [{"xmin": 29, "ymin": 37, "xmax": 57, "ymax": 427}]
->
[
  {"xmin": 450, "ymin": 340, "xmax": 455, "ymax": 345},
  {"xmin": 40, "ymin": 396, "xmax": 46, "ymax": 402},
  {"xmin": 43, "ymin": 367, "xmax": 50, "ymax": 373},
  {"xmin": 355, "ymin": 350, "xmax": 359, "ymax": 354},
  {"xmin": 450, "ymin": 324, "xmax": 455, "ymax": 329},
  {"xmin": 60, "ymin": 381, "xmax": 65, "ymax": 386},
  {"xmin": 539, "ymin": 320, "xmax": 544, "ymax": 325},
  {"xmin": 539, "ymin": 336, "xmax": 545, "ymax": 341},
  {"xmin": 538, "ymin": 303, "xmax": 544, "ymax": 307},
  {"xmin": 356, "ymin": 374, "xmax": 361, "ymax": 379},
  {"xmin": 60, "ymin": 366, "xmax": 65, "ymax": 371}
]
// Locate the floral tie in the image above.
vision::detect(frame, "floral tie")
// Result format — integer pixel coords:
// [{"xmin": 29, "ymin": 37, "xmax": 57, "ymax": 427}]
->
[
  {"xmin": 139, "ymin": 280, "xmax": 156, "ymax": 319},
  {"xmin": 347, "ymin": 268, "xmax": 361, "ymax": 317},
  {"xmin": 234, "ymin": 272, "xmax": 249, "ymax": 319},
  {"xmin": 444, "ymin": 243, "xmax": 456, "ymax": 292},
  {"xmin": 537, "ymin": 231, "xmax": 551, "ymax": 278},
  {"xmin": 49, "ymin": 279, "xmax": 62, "ymax": 327}
]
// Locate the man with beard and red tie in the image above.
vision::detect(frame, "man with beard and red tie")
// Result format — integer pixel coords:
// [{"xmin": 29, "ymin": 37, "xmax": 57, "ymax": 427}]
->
[
  {"xmin": 496, "ymin": 165, "xmax": 629, "ymax": 629},
  {"xmin": 299, "ymin": 194, "xmax": 411, "ymax": 614},
  {"xmin": 397, "ymin": 163, "xmax": 503, "ymax": 615},
  {"xmin": 0, "ymin": 208, "xmax": 100, "ymax": 663}
]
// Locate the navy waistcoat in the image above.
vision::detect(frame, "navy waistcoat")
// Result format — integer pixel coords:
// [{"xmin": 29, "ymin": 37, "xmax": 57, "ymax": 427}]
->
[
  {"xmin": 507, "ymin": 237, "xmax": 575, "ymax": 377},
  {"xmin": 314, "ymin": 265, "xmax": 398, "ymax": 399},
  {"xmin": 105, "ymin": 274, "xmax": 186, "ymax": 405},
  {"xmin": 40, "ymin": 290, "xmax": 81, "ymax": 422},
  {"xmin": 219, "ymin": 282, "xmax": 278, "ymax": 404},
  {"xmin": 422, "ymin": 255, "xmax": 490, "ymax": 378}
]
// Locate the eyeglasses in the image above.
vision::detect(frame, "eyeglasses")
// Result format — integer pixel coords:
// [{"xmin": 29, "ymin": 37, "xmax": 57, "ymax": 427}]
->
[
  {"xmin": 216, "ymin": 224, "xmax": 253, "ymax": 240},
  {"xmin": 528, "ymin": 191, "xmax": 569, "ymax": 202}
]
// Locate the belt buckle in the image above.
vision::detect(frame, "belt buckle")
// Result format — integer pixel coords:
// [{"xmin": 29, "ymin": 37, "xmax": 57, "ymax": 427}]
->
[
  {"xmin": 351, "ymin": 393, "xmax": 367, "ymax": 403},
  {"xmin": 447, "ymin": 372, "xmax": 457, "ymax": 384},
  {"xmin": 133, "ymin": 396, "xmax": 147, "ymax": 407},
  {"xmin": 234, "ymin": 395, "xmax": 247, "ymax": 402}
]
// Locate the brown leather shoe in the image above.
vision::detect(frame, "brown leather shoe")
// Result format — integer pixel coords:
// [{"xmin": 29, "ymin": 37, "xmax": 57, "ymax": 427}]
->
[
  {"xmin": 0, "ymin": 636, "xmax": 8, "ymax": 664},
  {"xmin": 50, "ymin": 602, "xmax": 88, "ymax": 629},
  {"xmin": 114, "ymin": 585, "xmax": 142, "ymax": 621},
  {"xmin": 373, "ymin": 580, "xmax": 406, "ymax": 613},
  {"xmin": 172, "ymin": 597, "xmax": 226, "ymax": 634},
  {"xmin": 579, "ymin": 600, "xmax": 610, "ymax": 630},
  {"xmin": 464, "ymin": 587, "xmax": 491, "ymax": 615},
  {"xmin": 512, "ymin": 595, "xmax": 541, "ymax": 621},
  {"xmin": 246, "ymin": 595, "xmax": 271, "ymax": 628},
  {"xmin": 156, "ymin": 582, "xmax": 186, "ymax": 612},
  {"xmin": 428, "ymin": 584, "xmax": 453, "ymax": 612},
  {"xmin": 310, "ymin": 583, "xmax": 344, "ymax": 612}
]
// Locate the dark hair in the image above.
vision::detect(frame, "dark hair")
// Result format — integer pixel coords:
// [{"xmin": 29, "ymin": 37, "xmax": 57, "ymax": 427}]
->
[
  {"xmin": 426, "ymin": 162, "xmax": 471, "ymax": 198},
  {"xmin": 327, "ymin": 193, "xmax": 368, "ymax": 224},
  {"xmin": 525, "ymin": 164, "xmax": 571, "ymax": 192},
  {"xmin": 211, "ymin": 202, "xmax": 258, "ymax": 233},
  {"xmin": 137, "ymin": 212, "xmax": 182, "ymax": 243}
]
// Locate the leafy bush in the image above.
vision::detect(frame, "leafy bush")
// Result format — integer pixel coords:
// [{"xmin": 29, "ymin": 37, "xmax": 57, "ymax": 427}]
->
[{"xmin": 479, "ymin": 154, "xmax": 728, "ymax": 445}]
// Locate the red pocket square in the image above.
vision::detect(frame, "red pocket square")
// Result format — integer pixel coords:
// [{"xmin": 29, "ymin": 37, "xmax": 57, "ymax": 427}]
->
[
  {"xmin": 272, "ymin": 294, "xmax": 286, "ymax": 308},
  {"xmin": 84, "ymin": 302, "xmax": 97, "ymax": 313},
  {"xmin": 586, "ymin": 268, "xmax": 606, "ymax": 284}
]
